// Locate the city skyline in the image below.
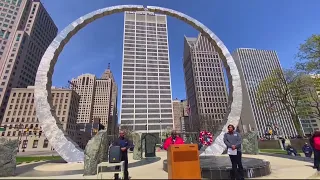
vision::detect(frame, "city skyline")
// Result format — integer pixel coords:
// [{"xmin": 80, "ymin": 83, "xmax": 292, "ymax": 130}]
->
[
  {"xmin": 41, "ymin": 1, "xmax": 319, "ymax": 122},
  {"xmin": 0, "ymin": 1, "xmax": 316, "ymax": 129}
]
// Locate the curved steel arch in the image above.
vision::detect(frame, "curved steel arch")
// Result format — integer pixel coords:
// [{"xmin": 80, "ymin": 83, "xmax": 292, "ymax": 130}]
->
[{"xmin": 34, "ymin": 5, "xmax": 242, "ymax": 163}]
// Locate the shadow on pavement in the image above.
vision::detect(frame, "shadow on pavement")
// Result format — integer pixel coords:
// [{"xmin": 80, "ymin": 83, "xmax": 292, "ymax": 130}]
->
[
  {"xmin": 15, "ymin": 157, "xmax": 161, "ymax": 177},
  {"xmin": 129, "ymin": 157, "xmax": 161, "ymax": 168},
  {"xmin": 260, "ymin": 153, "xmax": 313, "ymax": 163}
]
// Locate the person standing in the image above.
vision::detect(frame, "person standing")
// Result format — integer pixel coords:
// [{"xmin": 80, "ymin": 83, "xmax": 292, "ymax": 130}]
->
[
  {"xmin": 302, "ymin": 142, "xmax": 313, "ymax": 158},
  {"xmin": 310, "ymin": 132, "xmax": 316, "ymax": 168},
  {"xmin": 281, "ymin": 138, "xmax": 286, "ymax": 150},
  {"xmin": 163, "ymin": 130, "xmax": 184, "ymax": 150},
  {"xmin": 224, "ymin": 124, "xmax": 244, "ymax": 180},
  {"xmin": 311, "ymin": 131, "xmax": 320, "ymax": 170},
  {"xmin": 112, "ymin": 130, "xmax": 132, "ymax": 180}
]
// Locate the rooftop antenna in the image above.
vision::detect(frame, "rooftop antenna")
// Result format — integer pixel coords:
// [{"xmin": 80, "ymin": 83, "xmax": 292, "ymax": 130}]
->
[{"xmin": 107, "ymin": 63, "xmax": 110, "ymax": 70}]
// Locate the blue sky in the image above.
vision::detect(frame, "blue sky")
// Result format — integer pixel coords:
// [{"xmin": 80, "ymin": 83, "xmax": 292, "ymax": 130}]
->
[{"xmin": 43, "ymin": 0, "xmax": 320, "ymax": 107}]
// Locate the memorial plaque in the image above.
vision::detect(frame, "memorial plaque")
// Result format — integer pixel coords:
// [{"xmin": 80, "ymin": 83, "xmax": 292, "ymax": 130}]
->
[{"xmin": 143, "ymin": 134, "xmax": 157, "ymax": 157}]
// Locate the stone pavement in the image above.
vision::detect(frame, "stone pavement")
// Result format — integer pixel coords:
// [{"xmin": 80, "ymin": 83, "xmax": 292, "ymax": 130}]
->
[{"xmin": 1, "ymin": 151, "xmax": 318, "ymax": 179}]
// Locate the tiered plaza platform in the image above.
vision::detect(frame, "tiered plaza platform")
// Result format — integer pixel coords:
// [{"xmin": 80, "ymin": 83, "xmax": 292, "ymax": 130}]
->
[{"xmin": 1, "ymin": 151, "xmax": 318, "ymax": 179}]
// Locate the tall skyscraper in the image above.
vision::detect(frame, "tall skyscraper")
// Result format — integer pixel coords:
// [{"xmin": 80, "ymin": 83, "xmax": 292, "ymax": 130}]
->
[
  {"xmin": 120, "ymin": 11, "xmax": 173, "ymax": 133},
  {"xmin": 71, "ymin": 66, "xmax": 118, "ymax": 135},
  {"xmin": 183, "ymin": 34, "xmax": 228, "ymax": 132},
  {"xmin": 101, "ymin": 66, "xmax": 118, "ymax": 136},
  {"xmin": 232, "ymin": 48, "xmax": 297, "ymax": 138},
  {"xmin": 0, "ymin": 0, "xmax": 58, "ymax": 122}
]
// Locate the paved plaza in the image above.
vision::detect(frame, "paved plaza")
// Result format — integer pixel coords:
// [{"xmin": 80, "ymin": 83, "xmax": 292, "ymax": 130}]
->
[{"xmin": 1, "ymin": 151, "xmax": 318, "ymax": 179}]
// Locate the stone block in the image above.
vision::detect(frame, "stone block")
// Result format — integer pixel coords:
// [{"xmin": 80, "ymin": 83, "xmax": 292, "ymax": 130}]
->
[
  {"xmin": 143, "ymin": 134, "xmax": 157, "ymax": 157},
  {"xmin": 242, "ymin": 131, "xmax": 259, "ymax": 155},
  {"xmin": 132, "ymin": 132, "xmax": 142, "ymax": 160},
  {"xmin": 0, "ymin": 138, "xmax": 18, "ymax": 177},
  {"xmin": 83, "ymin": 130, "xmax": 109, "ymax": 176}
]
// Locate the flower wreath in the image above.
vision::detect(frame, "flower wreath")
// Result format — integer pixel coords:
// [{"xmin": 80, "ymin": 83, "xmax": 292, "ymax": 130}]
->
[{"xmin": 199, "ymin": 131, "xmax": 213, "ymax": 146}]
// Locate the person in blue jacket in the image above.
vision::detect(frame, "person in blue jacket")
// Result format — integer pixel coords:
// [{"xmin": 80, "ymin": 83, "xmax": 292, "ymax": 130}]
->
[{"xmin": 302, "ymin": 142, "xmax": 313, "ymax": 158}]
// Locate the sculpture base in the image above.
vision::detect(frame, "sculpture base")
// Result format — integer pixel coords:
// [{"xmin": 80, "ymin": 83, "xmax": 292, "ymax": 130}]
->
[{"xmin": 163, "ymin": 156, "xmax": 271, "ymax": 179}]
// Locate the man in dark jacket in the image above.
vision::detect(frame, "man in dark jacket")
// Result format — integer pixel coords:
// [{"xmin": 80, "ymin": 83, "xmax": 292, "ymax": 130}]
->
[
  {"xmin": 112, "ymin": 130, "xmax": 132, "ymax": 180},
  {"xmin": 302, "ymin": 142, "xmax": 313, "ymax": 158},
  {"xmin": 286, "ymin": 145, "xmax": 298, "ymax": 156}
]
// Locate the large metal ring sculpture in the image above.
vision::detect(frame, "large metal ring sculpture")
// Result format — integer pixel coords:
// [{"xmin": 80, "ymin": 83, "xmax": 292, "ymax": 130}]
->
[{"xmin": 34, "ymin": 5, "xmax": 242, "ymax": 163}]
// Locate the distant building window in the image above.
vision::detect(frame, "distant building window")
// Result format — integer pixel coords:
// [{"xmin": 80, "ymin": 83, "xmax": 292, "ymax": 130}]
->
[
  {"xmin": 43, "ymin": 139, "xmax": 48, "ymax": 148},
  {"xmin": 22, "ymin": 140, "xmax": 28, "ymax": 148},
  {"xmin": 32, "ymin": 140, "xmax": 38, "ymax": 148},
  {"xmin": 16, "ymin": 34, "xmax": 21, "ymax": 41}
]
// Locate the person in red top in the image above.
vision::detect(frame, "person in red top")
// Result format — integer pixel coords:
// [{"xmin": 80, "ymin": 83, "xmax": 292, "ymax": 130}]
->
[
  {"xmin": 311, "ymin": 130, "xmax": 320, "ymax": 171},
  {"xmin": 163, "ymin": 130, "xmax": 184, "ymax": 150}
]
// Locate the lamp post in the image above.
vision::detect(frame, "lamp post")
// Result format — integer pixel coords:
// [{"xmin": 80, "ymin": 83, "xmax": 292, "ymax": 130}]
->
[
  {"xmin": 145, "ymin": 124, "xmax": 148, "ymax": 134},
  {"xmin": 160, "ymin": 120, "xmax": 162, "ymax": 143}
]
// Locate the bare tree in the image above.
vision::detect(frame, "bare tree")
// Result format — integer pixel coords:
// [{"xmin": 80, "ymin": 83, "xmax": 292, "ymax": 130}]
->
[{"xmin": 256, "ymin": 68, "xmax": 309, "ymax": 136}]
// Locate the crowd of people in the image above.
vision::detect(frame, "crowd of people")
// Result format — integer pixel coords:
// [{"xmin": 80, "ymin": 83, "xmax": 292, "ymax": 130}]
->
[{"xmin": 281, "ymin": 130, "xmax": 320, "ymax": 171}]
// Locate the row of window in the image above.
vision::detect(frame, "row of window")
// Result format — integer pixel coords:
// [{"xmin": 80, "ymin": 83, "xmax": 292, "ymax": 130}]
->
[
  {"xmin": 124, "ymin": 47, "xmax": 167, "ymax": 52},
  {"xmin": 124, "ymin": 42, "xmax": 167, "ymax": 47},
  {"xmin": 120, "ymin": 124, "xmax": 173, "ymax": 131},
  {"xmin": 124, "ymin": 58, "xmax": 169, "ymax": 62},
  {"xmin": 122, "ymin": 108, "xmax": 172, "ymax": 114},
  {"xmin": 121, "ymin": 103, "xmax": 172, "ymax": 109},
  {"xmin": 122, "ymin": 72, "xmax": 170, "ymax": 77},
  {"xmin": 125, "ymin": 21, "xmax": 166, "ymax": 27},
  {"xmin": 121, "ymin": 113, "xmax": 172, "ymax": 119},
  {"xmin": 123, "ymin": 76, "xmax": 170, "ymax": 81},
  {"xmin": 121, "ymin": 119, "xmax": 173, "ymax": 124},
  {"xmin": 124, "ymin": 63, "xmax": 169, "ymax": 68},
  {"xmin": 125, "ymin": 25, "xmax": 166, "ymax": 31},
  {"xmin": 122, "ymin": 99, "xmax": 172, "ymax": 104},
  {"xmin": 123, "ymin": 68, "xmax": 169, "ymax": 73},
  {"xmin": 125, "ymin": 29, "xmax": 167, "ymax": 35},
  {"xmin": 124, "ymin": 33, "xmax": 167, "ymax": 39}
]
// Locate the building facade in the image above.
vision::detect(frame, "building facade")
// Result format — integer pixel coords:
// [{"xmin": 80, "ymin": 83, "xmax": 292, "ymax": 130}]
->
[
  {"xmin": 183, "ymin": 34, "xmax": 228, "ymax": 132},
  {"xmin": 0, "ymin": 0, "xmax": 58, "ymax": 122},
  {"xmin": 172, "ymin": 98, "xmax": 189, "ymax": 132},
  {"xmin": 232, "ymin": 48, "xmax": 298, "ymax": 138},
  {"xmin": 101, "ymin": 67, "xmax": 118, "ymax": 137},
  {"xmin": 76, "ymin": 117, "xmax": 105, "ymax": 149},
  {"xmin": 0, "ymin": 86, "xmax": 79, "ymax": 152},
  {"xmin": 70, "ymin": 66, "xmax": 118, "ymax": 135},
  {"xmin": 120, "ymin": 11, "xmax": 173, "ymax": 133}
]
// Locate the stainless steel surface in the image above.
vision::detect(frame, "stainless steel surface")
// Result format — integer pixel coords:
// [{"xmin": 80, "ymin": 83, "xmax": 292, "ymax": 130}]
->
[{"xmin": 35, "ymin": 5, "xmax": 242, "ymax": 162}]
